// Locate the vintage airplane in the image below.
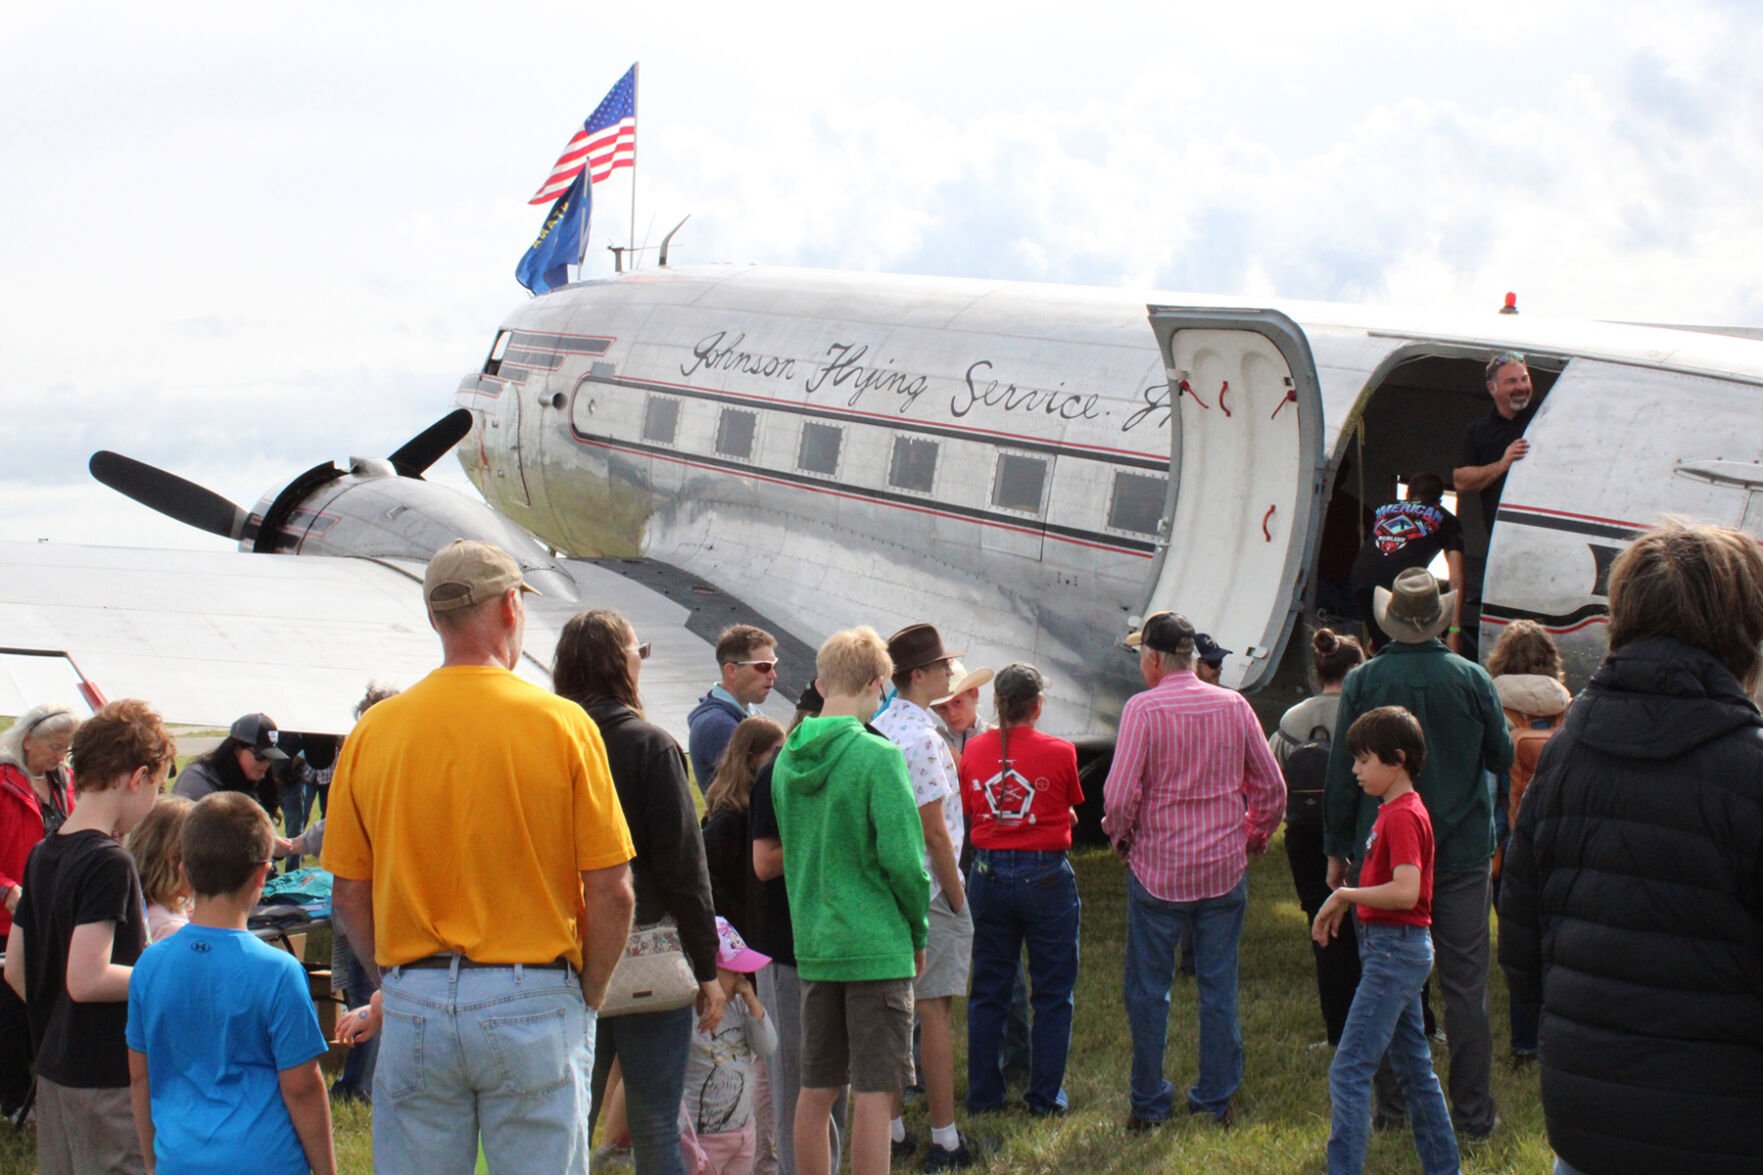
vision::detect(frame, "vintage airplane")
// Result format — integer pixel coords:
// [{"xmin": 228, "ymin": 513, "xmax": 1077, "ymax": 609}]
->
[{"xmin": 7, "ymin": 262, "xmax": 1762, "ymax": 750}]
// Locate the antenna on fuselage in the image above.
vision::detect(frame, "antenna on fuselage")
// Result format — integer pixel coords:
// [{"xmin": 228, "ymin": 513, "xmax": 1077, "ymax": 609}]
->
[{"xmin": 608, "ymin": 215, "xmax": 691, "ymax": 271}]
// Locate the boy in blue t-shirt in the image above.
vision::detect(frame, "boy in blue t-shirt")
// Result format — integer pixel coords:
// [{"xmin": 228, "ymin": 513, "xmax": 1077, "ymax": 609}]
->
[
  {"xmin": 126, "ymin": 792, "xmax": 335, "ymax": 1175},
  {"xmin": 1312, "ymin": 707, "xmax": 1459, "ymax": 1175}
]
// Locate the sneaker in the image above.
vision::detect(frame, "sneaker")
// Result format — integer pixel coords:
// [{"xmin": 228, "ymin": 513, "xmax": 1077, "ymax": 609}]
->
[
  {"xmin": 892, "ymin": 1129, "xmax": 918, "ymax": 1160},
  {"xmin": 924, "ymin": 1132, "xmax": 990, "ymax": 1171},
  {"xmin": 1126, "ymin": 1114, "xmax": 1164, "ymax": 1134},
  {"xmin": 1459, "ymin": 1115, "xmax": 1501, "ymax": 1144}
]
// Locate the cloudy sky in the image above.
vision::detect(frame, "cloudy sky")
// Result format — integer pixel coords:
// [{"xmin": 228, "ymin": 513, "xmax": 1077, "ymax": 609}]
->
[{"xmin": 4, "ymin": 1, "xmax": 1760, "ymax": 548}]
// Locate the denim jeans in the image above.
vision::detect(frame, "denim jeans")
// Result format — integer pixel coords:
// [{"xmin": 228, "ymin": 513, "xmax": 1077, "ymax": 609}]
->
[
  {"xmin": 1122, "ymin": 869, "xmax": 1247, "ymax": 1120},
  {"xmin": 590, "ymin": 1005, "xmax": 695, "ymax": 1175},
  {"xmin": 1327, "ymin": 923, "xmax": 1458, "ymax": 1175},
  {"xmin": 332, "ymin": 939, "xmax": 379, "ymax": 1100},
  {"xmin": 966, "ymin": 849, "xmax": 1080, "ymax": 1114},
  {"xmin": 375, "ymin": 960, "xmax": 594, "ymax": 1175}
]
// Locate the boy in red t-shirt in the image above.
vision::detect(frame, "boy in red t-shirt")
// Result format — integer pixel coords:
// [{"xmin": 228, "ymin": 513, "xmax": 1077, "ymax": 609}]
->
[{"xmin": 1312, "ymin": 706, "xmax": 1460, "ymax": 1175}]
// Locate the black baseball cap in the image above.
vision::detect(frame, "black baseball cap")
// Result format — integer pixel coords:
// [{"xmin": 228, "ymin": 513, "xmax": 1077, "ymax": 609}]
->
[{"xmin": 230, "ymin": 713, "xmax": 289, "ymax": 761}]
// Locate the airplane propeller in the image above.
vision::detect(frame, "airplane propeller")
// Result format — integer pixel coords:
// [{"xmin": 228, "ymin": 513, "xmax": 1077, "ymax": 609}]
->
[
  {"xmin": 88, "ymin": 451, "xmax": 250, "ymax": 541},
  {"xmin": 388, "ymin": 409, "xmax": 473, "ymax": 478},
  {"xmin": 89, "ymin": 409, "xmax": 476, "ymax": 544}
]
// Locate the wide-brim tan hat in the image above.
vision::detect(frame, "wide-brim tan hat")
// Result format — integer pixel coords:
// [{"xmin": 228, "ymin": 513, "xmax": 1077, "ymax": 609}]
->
[
  {"xmin": 932, "ymin": 661, "xmax": 993, "ymax": 706},
  {"xmin": 1373, "ymin": 567, "xmax": 1457, "ymax": 644}
]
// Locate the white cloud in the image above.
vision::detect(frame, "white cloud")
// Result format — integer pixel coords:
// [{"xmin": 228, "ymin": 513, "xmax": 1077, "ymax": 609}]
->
[{"xmin": 5, "ymin": 2, "xmax": 1763, "ymax": 542}]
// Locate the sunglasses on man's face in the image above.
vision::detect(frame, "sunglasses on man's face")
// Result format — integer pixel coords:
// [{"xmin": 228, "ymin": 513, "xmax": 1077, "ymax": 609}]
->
[
  {"xmin": 733, "ymin": 659, "xmax": 778, "ymax": 674},
  {"xmin": 634, "ymin": 642, "xmax": 652, "ymax": 660}
]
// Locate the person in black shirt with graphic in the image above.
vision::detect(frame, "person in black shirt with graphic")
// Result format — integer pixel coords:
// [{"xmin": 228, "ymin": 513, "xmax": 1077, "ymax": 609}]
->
[
  {"xmin": 4, "ymin": 699, "xmax": 172, "ymax": 1175},
  {"xmin": 1453, "ymin": 352, "xmax": 1539, "ymax": 528},
  {"xmin": 1350, "ymin": 474, "xmax": 1465, "ymax": 652}
]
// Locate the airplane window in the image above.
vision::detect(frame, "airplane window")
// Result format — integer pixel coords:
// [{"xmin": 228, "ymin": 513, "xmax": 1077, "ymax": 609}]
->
[
  {"xmin": 993, "ymin": 453, "xmax": 1048, "ymax": 514},
  {"xmin": 798, "ymin": 422, "xmax": 843, "ymax": 476},
  {"xmin": 1108, "ymin": 472, "xmax": 1167, "ymax": 534},
  {"xmin": 888, "ymin": 437, "xmax": 938, "ymax": 493},
  {"xmin": 642, "ymin": 397, "xmax": 681, "ymax": 446},
  {"xmin": 484, "ymin": 330, "xmax": 511, "ymax": 377},
  {"xmin": 716, "ymin": 409, "xmax": 758, "ymax": 459}
]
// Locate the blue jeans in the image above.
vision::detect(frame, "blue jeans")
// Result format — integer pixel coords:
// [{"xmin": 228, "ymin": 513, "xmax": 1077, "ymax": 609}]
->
[
  {"xmin": 332, "ymin": 941, "xmax": 379, "ymax": 1101},
  {"xmin": 375, "ymin": 960, "xmax": 594, "ymax": 1175},
  {"xmin": 966, "ymin": 849, "xmax": 1080, "ymax": 1114},
  {"xmin": 1122, "ymin": 870, "xmax": 1246, "ymax": 1120},
  {"xmin": 1328, "ymin": 923, "xmax": 1458, "ymax": 1175},
  {"xmin": 589, "ymin": 1005, "xmax": 695, "ymax": 1175}
]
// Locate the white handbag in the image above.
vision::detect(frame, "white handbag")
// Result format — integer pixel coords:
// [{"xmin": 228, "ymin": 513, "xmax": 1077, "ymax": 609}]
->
[{"xmin": 598, "ymin": 917, "xmax": 698, "ymax": 1017}]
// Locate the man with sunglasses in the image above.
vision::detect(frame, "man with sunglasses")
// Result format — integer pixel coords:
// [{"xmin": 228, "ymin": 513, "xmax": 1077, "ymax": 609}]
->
[
  {"xmin": 688, "ymin": 624, "xmax": 780, "ymax": 792},
  {"xmin": 1452, "ymin": 352, "xmax": 1538, "ymax": 531}
]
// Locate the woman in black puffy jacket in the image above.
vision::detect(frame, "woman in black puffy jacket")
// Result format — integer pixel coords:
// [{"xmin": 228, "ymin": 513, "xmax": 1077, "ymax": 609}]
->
[{"xmin": 1499, "ymin": 522, "xmax": 1763, "ymax": 1175}]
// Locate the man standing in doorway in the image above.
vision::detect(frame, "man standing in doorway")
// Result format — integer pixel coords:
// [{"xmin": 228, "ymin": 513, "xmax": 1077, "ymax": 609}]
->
[
  {"xmin": 1452, "ymin": 352, "xmax": 1538, "ymax": 530},
  {"xmin": 689, "ymin": 625, "xmax": 780, "ymax": 791},
  {"xmin": 323, "ymin": 540, "xmax": 637, "ymax": 1174},
  {"xmin": 1322, "ymin": 566, "xmax": 1513, "ymax": 1143},
  {"xmin": 1103, "ymin": 612, "xmax": 1286, "ymax": 1131}
]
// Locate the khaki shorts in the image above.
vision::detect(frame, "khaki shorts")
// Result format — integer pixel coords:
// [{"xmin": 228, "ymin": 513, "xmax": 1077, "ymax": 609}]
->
[
  {"xmin": 800, "ymin": 977, "xmax": 915, "ymax": 1093},
  {"xmin": 914, "ymin": 889, "xmax": 974, "ymax": 1000}
]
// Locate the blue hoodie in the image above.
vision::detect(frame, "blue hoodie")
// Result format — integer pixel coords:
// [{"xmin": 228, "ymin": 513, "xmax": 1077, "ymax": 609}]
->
[{"xmin": 687, "ymin": 688, "xmax": 751, "ymax": 792}]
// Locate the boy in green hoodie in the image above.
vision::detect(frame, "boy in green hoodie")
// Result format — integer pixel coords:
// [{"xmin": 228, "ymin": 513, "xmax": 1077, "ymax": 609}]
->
[{"xmin": 774, "ymin": 625, "xmax": 931, "ymax": 1175}]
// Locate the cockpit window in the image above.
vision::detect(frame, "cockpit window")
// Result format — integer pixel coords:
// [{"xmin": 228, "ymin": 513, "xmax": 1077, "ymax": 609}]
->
[{"xmin": 484, "ymin": 331, "xmax": 512, "ymax": 377}]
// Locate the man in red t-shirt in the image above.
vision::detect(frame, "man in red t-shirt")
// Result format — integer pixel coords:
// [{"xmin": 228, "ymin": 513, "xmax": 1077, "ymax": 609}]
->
[
  {"xmin": 957, "ymin": 664, "xmax": 1083, "ymax": 1119},
  {"xmin": 1312, "ymin": 707, "xmax": 1458, "ymax": 1175}
]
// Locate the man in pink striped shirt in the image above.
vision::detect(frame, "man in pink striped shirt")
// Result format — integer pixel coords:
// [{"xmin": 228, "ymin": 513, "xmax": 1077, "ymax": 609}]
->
[{"xmin": 1102, "ymin": 611, "xmax": 1285, "ymax": 1130}]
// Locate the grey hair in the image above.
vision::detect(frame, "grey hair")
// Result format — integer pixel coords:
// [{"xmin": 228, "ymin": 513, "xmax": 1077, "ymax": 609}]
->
[
  {"xmin": 0, "ymin": 704, "xmax": 81, "ymax": 771},
  {"xmin": 1147, "ymin": 646, "xmax": 1195, "ymax": 673}
]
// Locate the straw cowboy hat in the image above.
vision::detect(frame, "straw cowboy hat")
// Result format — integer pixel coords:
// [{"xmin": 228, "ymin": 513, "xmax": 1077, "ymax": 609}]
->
[{"xmin": 1373, "ymin": 567, "xmax": 1457, "ymax": 644}]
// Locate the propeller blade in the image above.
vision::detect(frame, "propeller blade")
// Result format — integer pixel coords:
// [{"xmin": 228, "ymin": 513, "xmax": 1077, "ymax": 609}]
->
[
  {"xmin": 388, "ymin": 409, "xmax": 474, "ymax": 478},
  {"xmin": 88, "ymin": 451, "xmax": 249, "ymax": 540}
]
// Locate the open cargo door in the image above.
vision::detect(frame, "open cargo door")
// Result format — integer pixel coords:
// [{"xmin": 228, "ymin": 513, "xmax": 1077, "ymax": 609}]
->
[{"xmin": 1139, "ymin": 308, "xmax": 1328, "ymax": 690}]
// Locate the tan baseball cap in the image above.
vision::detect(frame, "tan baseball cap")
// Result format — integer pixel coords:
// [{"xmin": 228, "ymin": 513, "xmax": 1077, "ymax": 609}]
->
[{"xmin": 423, "ymin": 540, "xmax": 540, "ymax": 613}]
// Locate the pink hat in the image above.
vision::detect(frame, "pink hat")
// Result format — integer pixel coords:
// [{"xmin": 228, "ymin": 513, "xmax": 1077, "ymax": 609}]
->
[{"xmin": 715, "ymin": 917, "xmax": 771, "ymax": 973}]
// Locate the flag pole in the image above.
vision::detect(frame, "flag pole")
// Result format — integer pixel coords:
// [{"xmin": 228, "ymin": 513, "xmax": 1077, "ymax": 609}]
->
[{"xmin": 628, "ymin": 62, "xmax": 639, "ymax": 270}]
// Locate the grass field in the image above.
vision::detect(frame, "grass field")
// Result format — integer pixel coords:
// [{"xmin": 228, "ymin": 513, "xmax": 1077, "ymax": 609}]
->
[{"xmin": 0, "ymin": 840, "xmax": 1551, "ymax": 1174}]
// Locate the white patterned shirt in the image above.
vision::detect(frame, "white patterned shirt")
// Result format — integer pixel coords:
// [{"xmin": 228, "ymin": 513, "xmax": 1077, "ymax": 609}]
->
[{"xmin": 873, "ymin": 696, "xmax": 963, "ymax": 898}]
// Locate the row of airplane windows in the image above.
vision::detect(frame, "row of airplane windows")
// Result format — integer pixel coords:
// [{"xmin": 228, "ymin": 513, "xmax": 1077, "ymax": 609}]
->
[{"xmin": 638, "ymin": 395, "xmax": 1169, "ymax": 537}]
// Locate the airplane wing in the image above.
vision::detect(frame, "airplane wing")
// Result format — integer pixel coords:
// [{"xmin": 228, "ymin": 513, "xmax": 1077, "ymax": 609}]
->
[{"xmin": 0, "ymin": 541, "xmax": 799, "ymax": 747}]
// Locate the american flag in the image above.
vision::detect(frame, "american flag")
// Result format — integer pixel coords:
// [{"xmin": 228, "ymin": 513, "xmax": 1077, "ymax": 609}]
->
[{"xmin": 528, "ymin": 65, "xmax": 637, "ymax": 205}]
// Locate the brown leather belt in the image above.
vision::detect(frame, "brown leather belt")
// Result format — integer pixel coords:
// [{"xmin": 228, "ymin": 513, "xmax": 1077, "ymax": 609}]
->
[{"xmin": 400, "ymin": 954, "xmax": 571, "ymax": 971}]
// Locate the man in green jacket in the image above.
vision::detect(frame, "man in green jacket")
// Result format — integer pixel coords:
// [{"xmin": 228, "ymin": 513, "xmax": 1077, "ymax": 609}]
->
[
  {"xmin": 1323, "ymin": 566, "xmax": 1513, "ymax": 1143},
  {"xmin": 774, "ymin": 625, "xmax": 930, "ymax": 1175}
]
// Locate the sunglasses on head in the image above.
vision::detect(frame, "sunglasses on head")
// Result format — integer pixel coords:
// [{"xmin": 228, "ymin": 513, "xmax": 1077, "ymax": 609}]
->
[{"xmin": 1485, "ymin": 351, "xmax": 1525, "ymax": 379}]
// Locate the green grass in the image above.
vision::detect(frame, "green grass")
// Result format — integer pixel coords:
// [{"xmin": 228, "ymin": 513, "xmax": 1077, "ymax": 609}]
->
[{"xmin": 0, "ymin": 841, "xmax": 1549, "ymax": 1174}]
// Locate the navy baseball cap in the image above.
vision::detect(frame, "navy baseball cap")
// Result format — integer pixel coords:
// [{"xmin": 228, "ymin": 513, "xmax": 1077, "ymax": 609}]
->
[{"xmin": 1195, "ymin": 633, "xmax": 1233, "ymax": 667}]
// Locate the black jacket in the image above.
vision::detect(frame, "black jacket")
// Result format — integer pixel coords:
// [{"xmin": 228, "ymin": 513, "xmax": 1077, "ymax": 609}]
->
[
  {"xmin": 1499, "ymin": 637, "xmax": 1763, "ymax": 1174},
  {"xmin": 584, "ymin": 700, "xmax": 720, "ymax": 982}
]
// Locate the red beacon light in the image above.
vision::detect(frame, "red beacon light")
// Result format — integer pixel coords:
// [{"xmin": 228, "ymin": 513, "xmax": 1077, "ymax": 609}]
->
[{"xmin": 1500, "ymin": 291, "xmax": 1519, "ymax": 315}]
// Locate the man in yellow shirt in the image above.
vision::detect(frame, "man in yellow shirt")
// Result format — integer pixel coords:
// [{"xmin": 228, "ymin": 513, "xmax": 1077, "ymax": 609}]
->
[{"xmin": 323, "ymin": 540, "xmax": 635, "ymax": 1174}]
